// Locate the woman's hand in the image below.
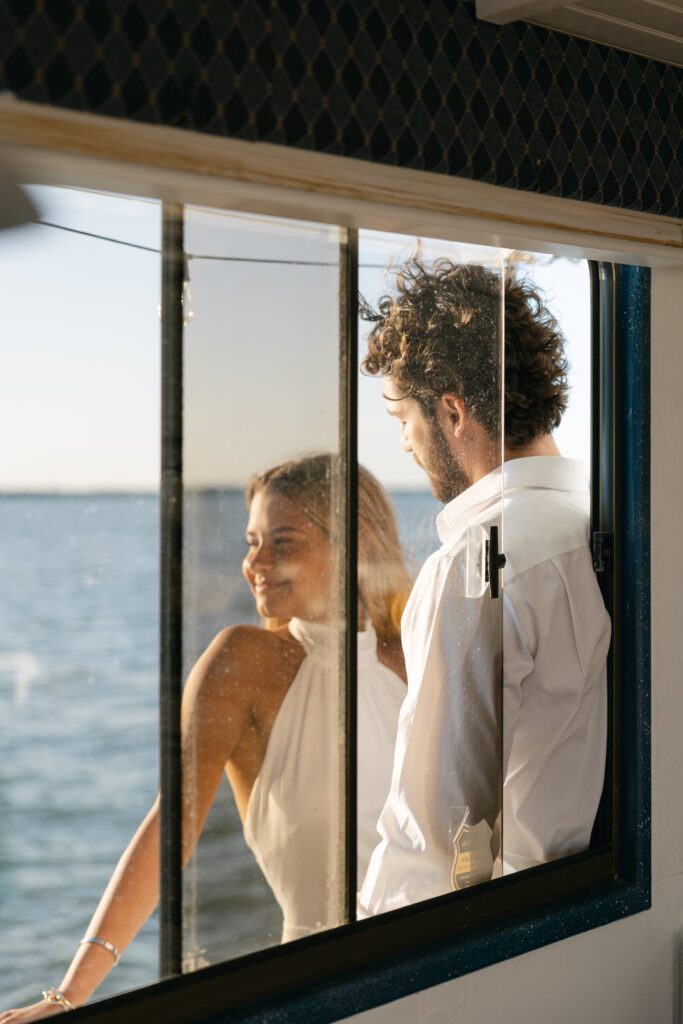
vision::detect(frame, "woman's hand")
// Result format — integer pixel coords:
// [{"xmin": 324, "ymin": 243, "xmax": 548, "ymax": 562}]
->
[{"xmin": 0, "ymin": 999, "xmax": 68, "ymax": 1022}]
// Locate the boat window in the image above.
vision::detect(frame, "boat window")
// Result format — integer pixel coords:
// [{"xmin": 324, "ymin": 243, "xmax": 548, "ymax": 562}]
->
[
  {"xmin": 180, "ymin": 207, "xmax": 347, "ymax": 965},
  {"xmin": 0, "ymin": 186, "xmax": 162, "ymax": 1003},
  {"xmin": 0, "ymin": 186, "xmax": 626, "ymax": 1023}
]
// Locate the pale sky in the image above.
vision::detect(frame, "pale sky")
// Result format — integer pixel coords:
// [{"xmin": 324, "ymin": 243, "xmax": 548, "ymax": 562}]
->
[
  {"xmin": 0, "ymin": 187, "xmax": 589, "ymax": 493},
  {"xmin": 0, "ymin": 186, "xmax": 161, "ymax": 492}
]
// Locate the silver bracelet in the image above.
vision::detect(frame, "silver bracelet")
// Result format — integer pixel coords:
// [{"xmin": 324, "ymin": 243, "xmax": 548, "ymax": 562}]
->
[
  {"xmin": 79, "ymin": 935, "xmax": 121, "ymax": 966},
  {"xmin": 42, "ymin": 988, "xmax": 75, "ymax": 1012}
]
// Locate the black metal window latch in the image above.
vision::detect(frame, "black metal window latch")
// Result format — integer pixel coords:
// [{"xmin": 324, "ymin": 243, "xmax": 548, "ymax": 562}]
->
[
  {"xmin": 485, "ymin": 525, "xmax": 506, "ymax": 599},
  {"xmin": 592, "ymin": 531, "xmax": 613, "ymax": 573}
]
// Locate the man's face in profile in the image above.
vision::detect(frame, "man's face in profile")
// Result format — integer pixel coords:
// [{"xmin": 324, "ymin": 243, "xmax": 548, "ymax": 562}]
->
[{"xmin": 382, "ymin": 377, "xmax": 469, "ymax": 503}]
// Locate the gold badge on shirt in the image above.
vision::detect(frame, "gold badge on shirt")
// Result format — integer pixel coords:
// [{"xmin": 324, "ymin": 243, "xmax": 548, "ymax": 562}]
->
[{"xmin": 451, "ymin": 819, "xmax": 494, "ymax": 891}]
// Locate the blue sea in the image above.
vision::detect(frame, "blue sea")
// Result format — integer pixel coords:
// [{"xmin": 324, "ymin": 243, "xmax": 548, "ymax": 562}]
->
[{"xmin": 0, "ymin": 491, "xmax": 438, "ymax": 1007}]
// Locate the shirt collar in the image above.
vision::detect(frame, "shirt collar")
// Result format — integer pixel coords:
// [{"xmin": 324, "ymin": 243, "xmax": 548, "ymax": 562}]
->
[{"xmin": 436, "ymin": 456, "xmax": 589, "ymax": 542}]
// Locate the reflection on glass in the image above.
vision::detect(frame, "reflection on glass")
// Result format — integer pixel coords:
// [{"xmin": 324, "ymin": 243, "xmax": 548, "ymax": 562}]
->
[
  {"xmin": 181, "ymin": 211, "xmax": 406, "ymax": 963},
  {"xmin": 181, "ymin": 210, "xmax": 345, "ymax": 961},
  {"xmin": 183, "ymin": 456, "xmax": 346, "ymax": 956},
  {"xmin": 496, "ymin": 254, "xmax": 609, "ymax": 875},
  {"xmin": 0, "ymin": 187, "xmax": 610, "ymax": 1013},
  {"xmin": 0, "ymin": 186, "xmax": 161, "ymax": 1007},
  {"xmin": 521, "ymin": 255, "xmax": 591, "ymax": 464},
  {"xmin": 184, "ymin": 466, "xmax": 347, "ymax": 957},
  {"xmin": 357, "ymin": 239, "xmax": 608, "ymax": 914},
  {"xmin": 183, "ymin": 450, "xmax": 411, "ymax": 959},
  {"xmin": 357, "ymin": 235, "xmax": 505, "ymax": 911}
]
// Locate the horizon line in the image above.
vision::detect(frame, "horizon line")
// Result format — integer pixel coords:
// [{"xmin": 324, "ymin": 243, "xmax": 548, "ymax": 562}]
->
[{"xmin": 0, "ymin": 484, "xmax": 434, "ymax": 497}]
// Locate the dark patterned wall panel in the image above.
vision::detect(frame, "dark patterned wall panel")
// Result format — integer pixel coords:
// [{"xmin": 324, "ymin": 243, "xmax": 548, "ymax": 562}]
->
[{"xmin": 0, "ymin": 1, "xmax": 681, "ymax": 218}]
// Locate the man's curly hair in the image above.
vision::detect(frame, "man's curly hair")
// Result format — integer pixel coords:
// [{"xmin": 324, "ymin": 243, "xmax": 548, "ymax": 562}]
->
[{"xmin": 361, "ymin": 259, "xmax": 569, "ymax": 449}]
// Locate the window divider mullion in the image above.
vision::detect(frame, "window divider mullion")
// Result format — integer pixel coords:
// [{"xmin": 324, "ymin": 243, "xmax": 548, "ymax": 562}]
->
[
  {"xmin": 610, "ymin": 264, "xmax": 622, "ymax": 872},
  {"xmin": 588, "ymin": 260, "xmax": 618, "ymax": 859},
  {"xmin": 589, "ymin": 261, "xmax": 601, "ymax": 547},
  {"xmin": 159, "ymin": 201, "xmax": 185, "ymax": 977},
  {"xmin": 339, "ymin": 227, "xmax": 359, "ymax": 923}
]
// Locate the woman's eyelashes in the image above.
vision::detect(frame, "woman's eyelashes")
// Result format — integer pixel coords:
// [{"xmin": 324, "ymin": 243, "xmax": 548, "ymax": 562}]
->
[
  {"xmin": 245, "ymin": 537, "xmax": 296, "ymax": 551},
  {"xmin": 246, "ymin": 529, "xmax": 301, "ymax": 551},
  {"xmin": 273, "ymin": 539, "xmax": 296, "ymax": 554}
]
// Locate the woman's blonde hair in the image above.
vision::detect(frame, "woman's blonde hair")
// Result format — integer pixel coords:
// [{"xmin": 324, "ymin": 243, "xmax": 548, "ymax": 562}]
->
[{"xmin": 245, "ymin": 454, "xmax": 412, "ymax": 640}]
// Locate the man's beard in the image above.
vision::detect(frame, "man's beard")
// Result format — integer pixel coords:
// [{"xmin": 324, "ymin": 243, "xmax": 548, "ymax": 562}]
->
[{"xmin": 423, "ymin": 419, "xmax": 470, "ymax": 504}]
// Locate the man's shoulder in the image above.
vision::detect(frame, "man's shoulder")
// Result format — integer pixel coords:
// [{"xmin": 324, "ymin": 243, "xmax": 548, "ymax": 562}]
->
[
  {"xmin": 421, "ymin": 475, "xmax": 590, "ymax": 583},
  {"xmin": 502, "ymin": 485, "xmax": 590, "ymax": 581}
]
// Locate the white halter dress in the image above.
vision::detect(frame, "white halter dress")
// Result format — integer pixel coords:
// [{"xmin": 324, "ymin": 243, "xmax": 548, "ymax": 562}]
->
[{"xmin": 243, "ymin": 617, "xmax": 405, "ymax": 943}]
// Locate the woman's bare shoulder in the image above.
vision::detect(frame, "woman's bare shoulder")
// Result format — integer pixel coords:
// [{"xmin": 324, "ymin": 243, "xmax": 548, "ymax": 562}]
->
[
  {"xmin": 201, "ymin": 623, "xmax": 303, "ymax": 685},
  {"xmin": 212, "ymin": 622, "xmax": 298, "ymax": 656},
  {"xmin": 184, "ymin": 624, "xmax": 304, "ymax": 722}
]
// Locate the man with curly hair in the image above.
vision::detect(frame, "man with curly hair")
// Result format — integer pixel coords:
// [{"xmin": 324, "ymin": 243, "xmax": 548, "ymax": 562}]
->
[{"xmin": 358, "ymin": 259, "xmax": 611, "ymax": 914}]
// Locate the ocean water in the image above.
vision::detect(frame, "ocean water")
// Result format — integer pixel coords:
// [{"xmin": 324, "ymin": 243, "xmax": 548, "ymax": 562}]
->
[{"xmin": 0, "ymin": 490, "xmax": 438, "ymax": 1008}]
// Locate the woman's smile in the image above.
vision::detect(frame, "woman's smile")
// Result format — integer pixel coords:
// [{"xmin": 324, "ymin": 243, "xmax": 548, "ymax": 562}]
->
[
  {"xmin": 252, "ymin": 577, "xmax": 288, "ymax": 594},
  {"xmin": 242, "ymin": 489, "xmax": 332, "ymax": 622}
]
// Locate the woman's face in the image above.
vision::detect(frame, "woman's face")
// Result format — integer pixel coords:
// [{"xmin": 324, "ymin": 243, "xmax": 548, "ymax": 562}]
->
[{"xmin": 242, "ymin": 487, "xmax": 333, "ymax": 623}]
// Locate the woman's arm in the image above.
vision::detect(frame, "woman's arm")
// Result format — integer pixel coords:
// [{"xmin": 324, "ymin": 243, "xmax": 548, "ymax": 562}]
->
[{"xmin": 0, "ymin": 627, "xmax": 258, "ymax": 1021}]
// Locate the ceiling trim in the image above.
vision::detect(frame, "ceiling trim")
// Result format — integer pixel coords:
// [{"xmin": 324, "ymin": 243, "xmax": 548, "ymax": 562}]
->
[
  {"xmin": 476, "ymin": 0, "xmax": 683, "ymax": 68},
  {"xmin": 475, "ymin": 1, "xmax": 568, "ymax": 24}
]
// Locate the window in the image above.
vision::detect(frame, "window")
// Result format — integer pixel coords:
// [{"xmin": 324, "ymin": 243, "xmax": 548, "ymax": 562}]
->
[
  {"xmin": 0, "ymin": 187, "xmax": 162, "ymax": 1003},
  {"xmin": 0, "ymin": 160, "xmax": 650, "ymax": 1023}
]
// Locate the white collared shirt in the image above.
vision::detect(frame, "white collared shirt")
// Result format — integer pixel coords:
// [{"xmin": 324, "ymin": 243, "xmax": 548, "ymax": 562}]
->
[{"xmin": 359, "ymin": 456, "xmax": 611, "ymax": 914}]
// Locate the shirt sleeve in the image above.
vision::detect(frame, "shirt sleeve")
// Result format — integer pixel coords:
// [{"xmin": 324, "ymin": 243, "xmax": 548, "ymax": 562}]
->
[{"xmin": 359, "ymin": 547, "xmax": 503, "ymax": 915}]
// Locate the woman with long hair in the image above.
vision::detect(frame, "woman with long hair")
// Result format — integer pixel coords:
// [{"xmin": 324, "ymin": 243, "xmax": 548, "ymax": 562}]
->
[{"xmin": 2, "ymin": 454, "xmax": 411, "ymax": 1020}]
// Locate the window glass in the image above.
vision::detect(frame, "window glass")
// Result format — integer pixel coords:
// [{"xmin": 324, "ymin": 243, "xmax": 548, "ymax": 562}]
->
[
  {"xmin": 356, "ymin": 232, "xmax": 505, "ymax": 910},
  {"xmin": 0, "ymin": 186, "xmax": 161, "ymax": 1005},
  {"xmin": 0, "ymin": 183, "xmax": 604, "ymax": 1015},
  {"xmin": 180, "ymin": 209, "xmax": 347, "ymax": 964},
  {"xmin": 356, "ymin": 239, "xmax": 601, "ymax": 906},
  {"xmin": 519, "ymin": 255, "xmax": 591, "ymax": 464},
  {"xmin": 499, "ymin": 252, "xmax": 599, "ymax": 875}
]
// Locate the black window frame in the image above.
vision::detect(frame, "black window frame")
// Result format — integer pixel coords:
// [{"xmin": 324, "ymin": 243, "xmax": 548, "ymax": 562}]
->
[{"xmin": 60, "ymin": 211, "xmax": 650, "ymax": 1024}]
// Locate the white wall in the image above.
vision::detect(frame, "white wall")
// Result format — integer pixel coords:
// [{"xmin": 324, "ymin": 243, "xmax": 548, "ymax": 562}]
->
[{"xmin": 346, "ymin": 266, "xmax": 683, "ymax": 1024}]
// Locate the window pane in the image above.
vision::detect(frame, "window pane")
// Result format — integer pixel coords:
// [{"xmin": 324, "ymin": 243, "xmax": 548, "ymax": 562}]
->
[
  {"xmin": 0, "ymin": 183, "xmax": 610, "ymax": 1016},
  {"xmin": 357, "ymin": 232, "xmax": 505, "ymax": 910},
  {"xmin": 499, "ymin": 254, "xmax": 607, "ymax": 873},
  {"xmin": 0, "ymin": 186, "xmax": 161, "ymax": 1005},
  {"xmin": 521, "ymin": 255, "xmax": 591, "ymax": 464},
  {"xmin": 180, "ymin": 209, "xmax": 347, "ymax": 965},
  {"xmin": 355, "ymin": 240, "xmax": 607, "ymax": 906}
]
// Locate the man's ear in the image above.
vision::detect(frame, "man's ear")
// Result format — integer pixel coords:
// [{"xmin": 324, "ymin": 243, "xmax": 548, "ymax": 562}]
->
[{"xmin": 439, "ymin": 393, "xmax": 467, "ymax": 438}]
